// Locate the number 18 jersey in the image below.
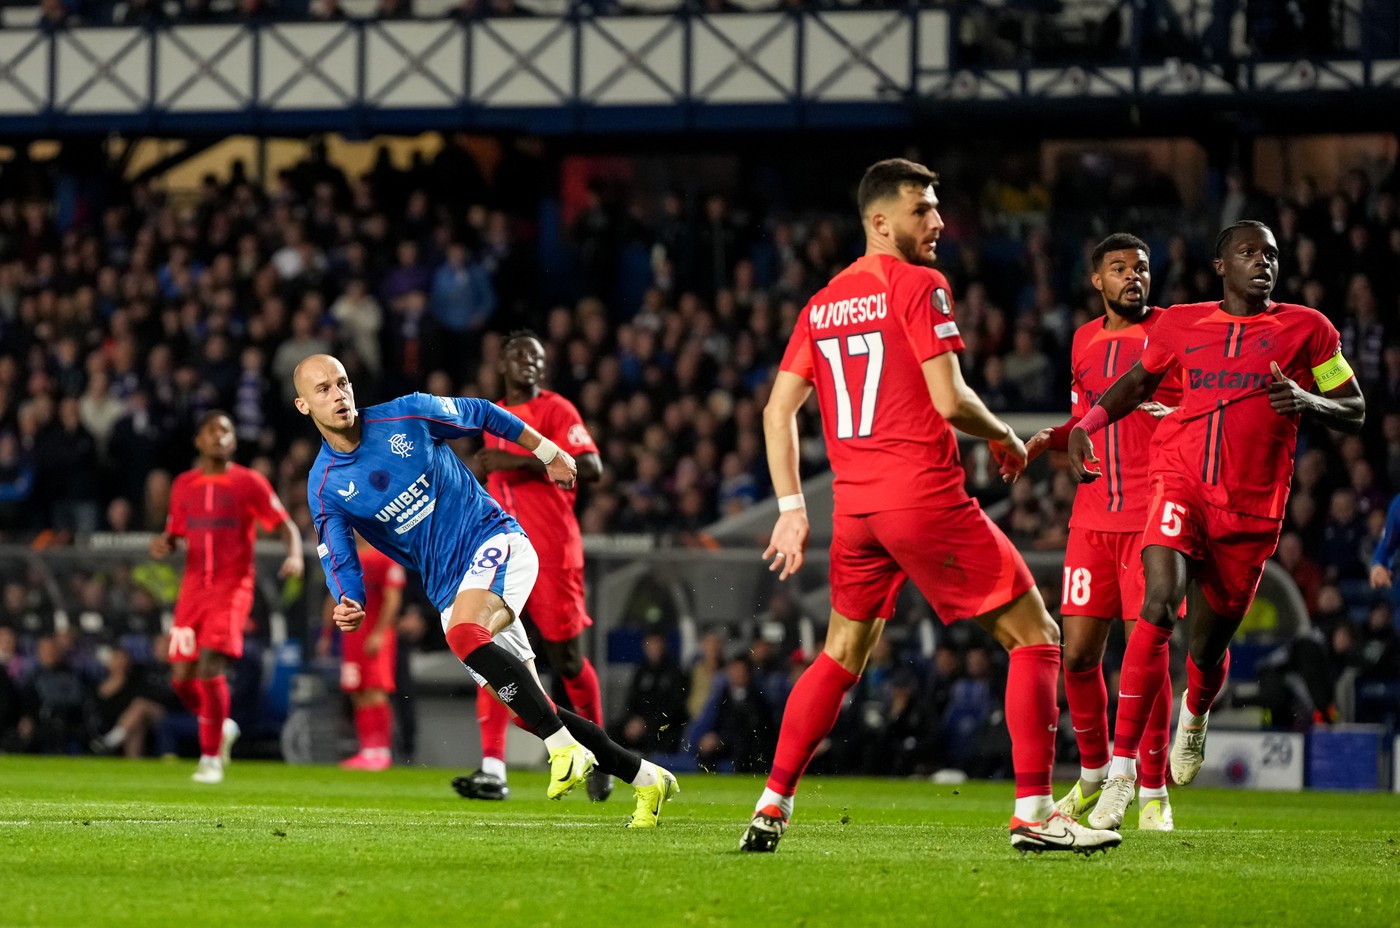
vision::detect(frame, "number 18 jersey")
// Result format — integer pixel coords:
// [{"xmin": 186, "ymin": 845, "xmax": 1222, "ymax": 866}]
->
[{"xmin": 779, "ymin": 253, "xmax": 968, "ymax": 515}]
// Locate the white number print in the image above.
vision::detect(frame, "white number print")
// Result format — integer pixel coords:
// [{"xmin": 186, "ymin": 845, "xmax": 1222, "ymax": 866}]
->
[
  {"xmin": 168, "ymin": 626, "xmax": 197, "ymax": 660},
  {"xmin": 815, "ymin": 332, "xmax": 885, "ymax": 439},
  {"xmin": 1063, "ymin": 567, "xmax": 1092, "ymax": 607},
  {"xmin": 1159, "ymin": 501, "xmax": 1186, "ymax": 537}
]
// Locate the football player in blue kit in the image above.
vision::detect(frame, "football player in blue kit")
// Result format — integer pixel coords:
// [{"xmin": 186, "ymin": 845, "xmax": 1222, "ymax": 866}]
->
[{"xmin": 294, "ymin": 354, "xmax": 678, "ymax": 824}]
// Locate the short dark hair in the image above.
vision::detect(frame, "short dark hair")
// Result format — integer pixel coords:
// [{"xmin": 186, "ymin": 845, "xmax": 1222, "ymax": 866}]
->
[
  {"xmin": 1214, "ymin": 220, "xmax": 1272, "ymax": 259},
  {"xmin": 503, "ymin": 329, "xmax": 543, "ymax": 351},
  {"xmin": 198, "ymin": 409, "xmax": 232, "ymax": 430},
  {"xmin": 857, "ymin": 158, "xmax": 939, "ymax": 217},
  {"xmin": 1091, "ymin": 233, "xmax": 1150, "ymax": 268}
]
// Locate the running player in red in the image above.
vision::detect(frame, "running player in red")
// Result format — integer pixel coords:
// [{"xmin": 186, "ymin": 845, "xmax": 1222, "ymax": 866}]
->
[
  {"xmin": 319, "ymin": 533, "xmax": 405, "ymax": 771},
  {"xmin": 741, "ymin": 158, "xmax": 1121, "ymax": 855},
  {"xmin": 455, "ymin": 330, "xmax": 610, "ymax": 802},
  {"xmin": 1068, "ymin": 220, "xmax": 1365, "ymax": 829},
  {"xmin": 150, "ymin": 410, "xmax": 304, "ymax": 784},
  {"xmin": 1025, "ymin": 233, "xmax": 1182, "ymax": 831}
]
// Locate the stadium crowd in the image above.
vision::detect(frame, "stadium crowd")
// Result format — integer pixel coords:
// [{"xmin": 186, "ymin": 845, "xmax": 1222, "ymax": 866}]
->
[{"xmin": 0, "ymin": 132, "xmax": 1397, "ymax": 770}]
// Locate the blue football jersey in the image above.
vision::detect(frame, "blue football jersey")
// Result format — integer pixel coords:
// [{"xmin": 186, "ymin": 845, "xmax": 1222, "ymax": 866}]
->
[{"xmin": 309, "ymin": 392, "xmax": 527, "ymax": 613}]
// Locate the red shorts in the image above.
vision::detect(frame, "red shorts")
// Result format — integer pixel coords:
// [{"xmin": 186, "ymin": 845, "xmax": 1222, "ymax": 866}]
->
[
  {"xmin": 830, "ymin": 499, "xmax": 1035, "ymax": 622},
  {"xmin": 169, "ymin": 586, "xmax": 253, "ymax": 661},
  {"xmin": 340, "ymin": 626, "xmax": 398, "ymax": 693},
  {"xmin": 524, "ymin": 563, "xmax": 592, "ymax": 643},
  {"xmin": 1062, "ymin": 528, "xmax": 1147, "ymax": 620},
  {"xmin": 1143, "ymin": 471, "xmax": 1283, "ymax": 619}
]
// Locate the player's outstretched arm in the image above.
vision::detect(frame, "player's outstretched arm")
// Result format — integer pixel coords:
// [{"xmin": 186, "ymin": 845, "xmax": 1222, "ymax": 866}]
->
[
  {"xmin": 1267, "ymin": 360, "xmax": 1364, "ymax": 434},
  {"xmin": 1067, "ymin": 361, "xmax": 1163, "ymax": 483},
  {"xmin": 762, "ymin": 371, "xmax": 813, "ymax": 580},
  {"xmin": 512, "ymin": 425, "xmax": 578, "ymax": 489},
  {"xmin": 920, "ymin": 353, "xmax": 1026, "ymax": 483}
]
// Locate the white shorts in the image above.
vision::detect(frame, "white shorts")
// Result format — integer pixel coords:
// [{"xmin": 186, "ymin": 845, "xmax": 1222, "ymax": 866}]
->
[{"xmin": 440, "ymin": 531, "xmax": 538, "ymax": 684}]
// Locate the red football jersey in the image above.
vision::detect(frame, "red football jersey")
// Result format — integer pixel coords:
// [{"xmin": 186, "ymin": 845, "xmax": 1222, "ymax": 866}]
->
[
  {"xmin": 1068, "ymin": 308, "xmax": 1183, "ymax": 532},
  {"xmin": 780, "ymin": 253, "xmax": 968, "ymax": 515},
  {"xmin": 485, "ymin": 390, "xmax": 598, "ymax": 568},
  {"xmin": 166, "ymin": 463, "xmax": 287, "ymax": 594},
  {"xmin": 1140, "ymin": 301, "xmax": 1347, "ymax": 520},
  {"xmin": 359, "ymin": 544, "xmax": 407, "ymax": 628}
]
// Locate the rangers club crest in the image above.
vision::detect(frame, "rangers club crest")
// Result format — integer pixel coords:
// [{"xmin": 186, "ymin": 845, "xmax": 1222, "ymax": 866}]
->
[
  {"xmin": 389, "ymin": 433, "xmax": 414, "ymax": 458},
  {"xmin": 497, "ymin": 683, "xmax": 518, "ymax": 703},
  {"xmin": 932, "ymin": 288, "xmax": 952, "ymax": 316}
]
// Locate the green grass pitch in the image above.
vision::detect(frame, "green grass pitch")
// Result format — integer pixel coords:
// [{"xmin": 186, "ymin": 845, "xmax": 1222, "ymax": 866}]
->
[{"xmin": 2, "ymin": 756, "xmax": 1399, "ymax": 928}]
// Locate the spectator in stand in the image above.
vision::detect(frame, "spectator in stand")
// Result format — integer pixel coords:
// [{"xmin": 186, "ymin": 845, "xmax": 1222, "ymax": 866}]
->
[
  {"xmin": 430, "ymin": 241, "xmax": 498, "ymax": 356},
  {"xmin": 615, "ymin": 631, "xmax": 689, "ymax": 754},
  {"xmin": 689, "ymin": 654, "xmax": 775, "ymax": 774},
  {"xmin": 1275, "ymin": 531, "xmax": 1324, "ymax": 613},
  {"xmin": 1320, "ymin": 488, "xmax": 1369, "ymax": 584},
  {"xmin": 16, "ymin": 635, "xmax": 89, "ymax": 754}
]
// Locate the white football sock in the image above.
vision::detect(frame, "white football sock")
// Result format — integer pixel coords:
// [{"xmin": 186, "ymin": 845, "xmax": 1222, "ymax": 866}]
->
[
  {"xmin": 1107, "ymin": 755, "xmax": 1137, "ymax": 780},
  {"xmin": 1139, "ymin": 785, "xmax": 1168, "ymax": 801},
  {"xmin": 1079, "ymin": 763, "xmax": 1109, "ymax": 789},
  {"xmin": 541, "ymin": 729, "xmax": 578, "ymax": 753},
  {"xmin": 482, "ymin": 756, "xmax": 507, "ymax": 780},
  {"xmin": 756, "ymin": 787, "xmax": 794, "ymax": 819},
  {"xmin": 1014, "ymin": 794, "xmax": 1054, "ymax": 823},
  {"xmin": 629, "ymin": 760, "xmax": 659, "ymax": 789}
]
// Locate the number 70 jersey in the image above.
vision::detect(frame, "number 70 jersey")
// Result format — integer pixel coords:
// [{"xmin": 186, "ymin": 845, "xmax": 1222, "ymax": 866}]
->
[{"xmin": 780, "ymin": 253, "xmax": 969, "ymax": 516}]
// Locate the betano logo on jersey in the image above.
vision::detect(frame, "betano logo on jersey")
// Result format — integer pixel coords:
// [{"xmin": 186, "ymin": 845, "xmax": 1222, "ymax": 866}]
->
[
  {"xmin": 809, "ymin": 292, "xmax": 888, "ymax": 329},
  {"xmin": 1187, "ymin": 368, "xmax": 1276, "ymax": 390},
  {"xmin": 374, "ymin": 473, "xmax": 435, "ymax": 535}
]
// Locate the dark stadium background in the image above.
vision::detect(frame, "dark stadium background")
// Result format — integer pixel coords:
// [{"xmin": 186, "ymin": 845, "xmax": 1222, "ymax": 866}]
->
[{"xmin": 0, "ymin": 0, "xmax": 1396, "ymax": 787}]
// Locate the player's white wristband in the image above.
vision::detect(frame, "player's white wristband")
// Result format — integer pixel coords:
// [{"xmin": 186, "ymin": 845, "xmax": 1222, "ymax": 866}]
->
[
  {"xmin": 532, "ymin": 437, "xmax": 560, "ymax": 464},
  {"xmin": 777, "ymin": 494, "xmax": 806, "ymax": 512}
]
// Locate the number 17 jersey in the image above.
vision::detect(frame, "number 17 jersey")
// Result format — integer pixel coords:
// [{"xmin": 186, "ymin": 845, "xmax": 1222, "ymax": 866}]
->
[{"xmin": 779, "ymin": 253, "xmax": 968, "ymax": 516}]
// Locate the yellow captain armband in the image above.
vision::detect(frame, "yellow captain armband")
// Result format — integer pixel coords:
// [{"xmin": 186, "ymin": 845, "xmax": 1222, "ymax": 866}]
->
[{"xmin": 1311, "ymin": 352, "xmax": 1354, "ymax": 392}]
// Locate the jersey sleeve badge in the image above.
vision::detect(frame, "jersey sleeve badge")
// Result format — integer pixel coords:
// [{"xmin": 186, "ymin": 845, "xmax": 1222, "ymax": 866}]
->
[{"xmin": 933, "ymin": 288, "xmax": 952, "ymax": 316}]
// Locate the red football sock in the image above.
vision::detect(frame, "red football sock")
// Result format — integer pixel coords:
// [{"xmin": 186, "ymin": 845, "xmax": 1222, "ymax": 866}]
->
[
  {"xmin": 766, "ymin": 652, "xmax": 859, "ymax": 796},
  {"xmin": 1112, "ymin": 621, "xmax": 1173, "ymax": 760},
  {"xmin": 354, "ymin": 703, "xmax": 393, "ymax": 752},
  {"xmin": 1006, "ymin": 643, "xmax": 1060, "ymax": 798},
  {"xmin": 1138, "ymin": 674, "xmax": 1173, "ymax": 789},
  {"xmin": 561, "ymin": 659, "xmax": 603, "ymax": 727},
  {"xmin": 1185, "ymin": 650, "xmax": 1231, "ymax": 718},
  {"xmin": 354, "ymin": 704, "xmax": 375, "ymax": 753},
  {"xmin": 370, "ymin": 702, "xmax": 393, "ymax": 751},
  {"xmin": 1064, "ymin": 665, "xmax": 1109, "ymax": 770},
  {"xmin": 196, "ymin": 675, "xmax": 229, "ymax": 758},
  {"xmin": 477, "ymin": 685, "xmax": 511, "ymax": 760},
  {"xmin": 172, "ymin": 677, "xmax": 201, "ymax": 716}
]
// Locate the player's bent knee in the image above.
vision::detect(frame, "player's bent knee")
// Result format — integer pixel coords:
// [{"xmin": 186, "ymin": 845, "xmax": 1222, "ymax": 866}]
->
[
  {"xmin": 985, "ymin": 592, "xmax": 1060, "ymax": 650},
  {"xmin": 1062, "ymin": 649, "xmax": 1100, "ymax": 674},
  {"xmin": 822, "ymin": 611, "xmax": 883, "ymax": 673},
  {"xmin": 1138, "ymin": 595, "xmax": 1178, "ymax": 628}
]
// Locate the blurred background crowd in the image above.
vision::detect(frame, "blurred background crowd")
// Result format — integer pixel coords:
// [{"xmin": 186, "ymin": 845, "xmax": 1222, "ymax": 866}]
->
[{"xmin": 0, "ymin": 115, "xmax": 1397, "ymax": 772}]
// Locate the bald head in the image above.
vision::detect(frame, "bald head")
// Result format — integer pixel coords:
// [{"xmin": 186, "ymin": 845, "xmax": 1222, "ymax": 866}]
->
[
  {"xmin": 293, "ymin": 354, "xmax": 358, "ymax": 440},
  {"xmin": 294, "ymin": 354, "xmax": 346, "ymax": 400}
]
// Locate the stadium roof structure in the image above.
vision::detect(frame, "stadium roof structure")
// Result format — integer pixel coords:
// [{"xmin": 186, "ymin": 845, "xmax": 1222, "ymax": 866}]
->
[{"xmin": 0, "ymin": 6, "xmax": 1398, "ymax": 138}]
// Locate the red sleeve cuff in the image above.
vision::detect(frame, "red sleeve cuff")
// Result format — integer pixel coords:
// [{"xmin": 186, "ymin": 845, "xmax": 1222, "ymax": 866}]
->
[{"xmin": 1047, "ymin": 416, "xmax": 1081, "ymax": 452}]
